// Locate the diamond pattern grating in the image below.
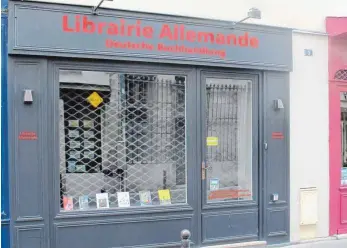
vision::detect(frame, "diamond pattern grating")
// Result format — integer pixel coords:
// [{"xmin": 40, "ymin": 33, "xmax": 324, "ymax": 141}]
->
[
  {"xmin": 335, "ymin": 70, "xmax": 347, "ymax": 81},
  {"xmin": 204, "ymin": 79, "xmax": 253, "ymax": 201}
]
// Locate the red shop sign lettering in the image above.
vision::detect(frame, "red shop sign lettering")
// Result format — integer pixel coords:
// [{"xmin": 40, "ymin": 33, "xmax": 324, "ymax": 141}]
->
[{"xmin": 18, "ymin": 131, "xmax": 38, "ymax": 140}]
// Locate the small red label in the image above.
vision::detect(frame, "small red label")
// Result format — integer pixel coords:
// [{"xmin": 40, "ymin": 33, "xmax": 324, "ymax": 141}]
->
[
  {"xmin": 272, "ymin": 132, "xmax": 284, "ymax": 140},
  {"xmin": 18, "ymin": 131, "xmax": 38, "ymax": 140}
]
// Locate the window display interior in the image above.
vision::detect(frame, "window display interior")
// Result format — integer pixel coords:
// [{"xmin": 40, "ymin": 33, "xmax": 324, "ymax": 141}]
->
[
  {"xmin": 59, "ymin": 70, "xmax": 187, "ymax": 211},
  {"xmin": 205, "ymin": 78, "xmax": 253, "ymax": 202}
]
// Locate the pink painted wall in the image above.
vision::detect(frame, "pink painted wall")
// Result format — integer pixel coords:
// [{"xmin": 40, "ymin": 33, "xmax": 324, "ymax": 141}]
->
[{"xmin": 326, "ymin": 16, "xmax": 347, "ymax": 235}]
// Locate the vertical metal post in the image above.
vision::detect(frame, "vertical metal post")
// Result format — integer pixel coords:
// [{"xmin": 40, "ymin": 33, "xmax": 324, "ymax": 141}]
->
[{"xmin": 180, "ymin": 229, "xmax": 191, "ymax": 248}]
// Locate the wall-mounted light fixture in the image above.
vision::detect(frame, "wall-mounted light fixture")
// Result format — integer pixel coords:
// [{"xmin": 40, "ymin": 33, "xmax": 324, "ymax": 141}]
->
[
  {"xmin": 273, "ymin": 99, "xmax": 284, "ymax": 110},
  {"xmin": 23, "ymin": 89, "xmax": 33, "ymax": 105},
  {"xmin": 92, "ymin": 0, "xmax": 113, "ymax": 15},
  {"xmin": 233, "ymin": 8, "xmax": 262, "ymax": 26}
]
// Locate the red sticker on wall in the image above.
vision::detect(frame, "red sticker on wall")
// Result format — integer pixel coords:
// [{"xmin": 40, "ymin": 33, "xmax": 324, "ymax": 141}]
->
[
  {"xmin": 272, "ymin": 132, "xmax": 284, "ymax": 140},
  {"xmin": 18, "ymin": 131, "xmax": 38, "ymax": 140}
]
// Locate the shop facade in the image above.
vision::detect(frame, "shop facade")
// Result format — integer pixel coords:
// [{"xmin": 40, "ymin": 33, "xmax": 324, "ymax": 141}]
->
[
  {"xmin": 327, "ymin": 16, "xmax": 347, "ymax": 235},
  {"xmin": 8, "ymin": 1, "xmax": 292, "ymax": 247}
]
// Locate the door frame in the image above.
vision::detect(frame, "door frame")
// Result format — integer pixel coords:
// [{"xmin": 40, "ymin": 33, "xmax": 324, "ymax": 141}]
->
[
  {"xmin": 329, "ymin": 80, "xmax": 347, "ymax": 235},
  {"xmin": 196, "ymin": 68, "xmax": 263, "ymax": 245}
]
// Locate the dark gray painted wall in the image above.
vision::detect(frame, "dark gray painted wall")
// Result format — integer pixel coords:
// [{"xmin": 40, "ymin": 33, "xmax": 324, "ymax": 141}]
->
[
  {"xmin": 9, "ymin": 57, "xmax": 49, "ymax": 248},
  {"xmin": 9, "ymin": 58, "xmax": 200, "ymax": 248},
  {"xmin": 262, "ymin": 71, "xmax": 290, "ymax": 244},
  {"xmin": 8, "ymin": 2, "xmax": 291, "ymax": 247},
  {"xmin": 8, "ymin": 58, "xmax": 290, "ymax": 248}
]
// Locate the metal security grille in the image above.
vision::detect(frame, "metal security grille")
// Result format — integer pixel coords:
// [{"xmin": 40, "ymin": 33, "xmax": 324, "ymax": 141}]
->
[
  {"xmin": 59, "ymin": 72, "xmax": 187, "ymax": 210},
  {"xmin": 335, "ymin": 70, "xmax": 347, "ymax": 81},
  {"xmin": 205, "ymin": 79, "xmax": 252, "ymax": 201}
]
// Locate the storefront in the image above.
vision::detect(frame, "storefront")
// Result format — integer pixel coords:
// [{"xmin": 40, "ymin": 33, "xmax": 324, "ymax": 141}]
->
[
  {"xmin": 8, "ymin": 1, "xmax": 292, "ymax": 247},
  {"xmin": 327, "ymin": 17, "xmax": 347, "ymax": 235}
]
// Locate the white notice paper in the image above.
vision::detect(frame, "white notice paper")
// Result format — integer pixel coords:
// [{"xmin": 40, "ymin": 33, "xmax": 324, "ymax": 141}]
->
[
  {"xmin": 117, "ymin": 192, "xmax": 130, "ymax": 208},
  {"xmin": 96, "ymin": 193, "xmax": 109, "ymax": 209}
]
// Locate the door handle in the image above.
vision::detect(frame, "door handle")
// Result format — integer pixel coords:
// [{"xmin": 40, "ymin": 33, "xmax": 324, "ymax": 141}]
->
[{"xmin": 202, "ymin": 161, "xmax": 212, "ymax": 171}]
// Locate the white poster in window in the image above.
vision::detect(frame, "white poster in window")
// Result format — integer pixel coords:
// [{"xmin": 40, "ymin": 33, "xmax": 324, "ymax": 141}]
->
[
  {"xmin": 68, "ymin": 130, "xmax": 79, "ymax": 138},
  {"xmin": 83, "ymin": 120, "xmax": 94, "ymax": 129},
  {"xmin": 84, "ymin": 131, "xmax": 94, "ymax": 139},
  {"xmin": 84, "ymin": 140, "xmax": 94, "ymax": 149},
  {"xmin": 84, "ymin": 150, "xmax": 94, "ymax": 159},
  {"xmin": 69, "ymin": 150, "xmax": 81, "ymax": 160},
  {"xmin": 70, "ymin": 141, "xmax": 81, "ymax": 149},
  {"xmin": 96, "ymin": 193, "xmax": 109, "ymax": 209},
  {"xmin": 117, "ymin": 192, "xmax": 130, "ymax": 208},
  {"xmin": 75, "ymin": 164, "xmax": 86, "ymax": 173}
]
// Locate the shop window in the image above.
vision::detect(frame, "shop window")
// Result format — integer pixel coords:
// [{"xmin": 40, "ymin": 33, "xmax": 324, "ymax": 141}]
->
[
  {"xmin": 340, "ymin": 92, "xmax": 347, "ymax": 186},
  {"xmin": 335, "ymin": 70, "xmax": 347, "ymax": 81},
  {"xmin": 59, "ymin": 70, "xmax": 187, "ymax": 211},
  {"xmin": 205, "ymin": 78, "xmax": 253, "ymax": 202}
]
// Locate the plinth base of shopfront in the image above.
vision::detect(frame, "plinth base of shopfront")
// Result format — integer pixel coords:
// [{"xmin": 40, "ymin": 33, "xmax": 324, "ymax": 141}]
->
[{"xmin": 205, "ymin": 241, "xmax": 267, "ymax": 248}]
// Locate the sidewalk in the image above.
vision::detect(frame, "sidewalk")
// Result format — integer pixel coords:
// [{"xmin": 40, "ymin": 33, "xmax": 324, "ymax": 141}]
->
[
  {"xmin": 204, "ymin": 235, "xmax": 347, "ymax": 248},
  {"xmin": 269, "ymin": 235, "xmax": 347, "ymax": 248}
]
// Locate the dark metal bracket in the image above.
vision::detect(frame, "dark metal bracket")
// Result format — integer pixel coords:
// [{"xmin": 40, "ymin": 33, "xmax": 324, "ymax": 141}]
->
[{"xmin": 92, "ymin": 0, "xmax": 113, "ymax": 15}]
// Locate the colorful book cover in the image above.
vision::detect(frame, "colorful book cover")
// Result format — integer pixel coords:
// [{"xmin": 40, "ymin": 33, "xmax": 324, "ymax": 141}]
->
[
  {"xmin": 158, "ymin": 189, "xmax": 171, "ymax": 205},
  {"xmin": 96, "ymin": 193, "xmax": 109, "ymax": 209},
  {"xmin": 79, "ymin": 195, "xmax": 89, "ymax": 210},
  {"xmin": 117, "ymin": 192, "xmax": 131, "ymax": 208},
  {"xmin": 63, "ymin": 196, "xmax": 73, "ymax": 211},
  {"xmin": 139, "ymin": 191, "xmax": 152, "ymax": 206}
]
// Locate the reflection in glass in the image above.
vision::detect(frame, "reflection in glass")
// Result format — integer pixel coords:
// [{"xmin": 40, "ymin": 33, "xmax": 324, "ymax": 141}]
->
[
  {"xmin": 59, "ymin": 70, "xmax": 187, "ymax": 211},
  {"xmin": 340, "ymin": 92, "xmax": 347, "ymax": 185},
  {"xmin": 205, "ymin": 78, "xmax": 253, "ymax": 202}
]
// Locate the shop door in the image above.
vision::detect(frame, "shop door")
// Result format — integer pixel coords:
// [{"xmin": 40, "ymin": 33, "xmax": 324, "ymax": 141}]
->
[{"xmin": 199, "ymin": 70, "xmax": 260, "ymax": 245}]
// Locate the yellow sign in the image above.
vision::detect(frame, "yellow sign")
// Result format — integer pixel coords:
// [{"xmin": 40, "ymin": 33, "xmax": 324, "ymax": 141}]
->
[
  {"xmin": 158, "ymin": 189, "xmax": 171, "ymax": 205},
  {"xmin": 87, "ymin": 92, "xmax": 103, "ymax": 108},
  {"xmin": 206, "ymin": 136, "xmax": 219, "ymax": 146}
]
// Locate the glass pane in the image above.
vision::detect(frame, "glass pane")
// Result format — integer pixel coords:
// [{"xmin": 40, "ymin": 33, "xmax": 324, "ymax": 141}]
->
[
  {"xmin": 59, "ymin": 70, "xmax": 187, "ymax": 211},
  {"xmin": 340, "ymin": 92, "xmax": 347, "ymax": 186},
  {"xmin": 205, "ymin": 78, "xmax": 253, "ymax": 202}
]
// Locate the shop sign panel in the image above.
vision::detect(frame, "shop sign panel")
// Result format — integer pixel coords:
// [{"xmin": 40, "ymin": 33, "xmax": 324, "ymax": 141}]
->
[{"xmin": 9, "ymin": 2, "xmax": 292, "ymax": 71}]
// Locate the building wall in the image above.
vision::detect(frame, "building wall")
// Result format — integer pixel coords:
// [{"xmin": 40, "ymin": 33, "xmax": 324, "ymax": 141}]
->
[
  {"xmin": 326, "ymin": 17, "xmax": 347, "ymax": 235},
  {"xmin": 10, "ymin": 0, "xmax": 336, "ymax": 243},
  {"xmin": 290, "ymin": 32, "xmax": 329, "ymax": 241},
  {"xmin": 26, "ymin": 0, "xmax": 347, "ymax": 31}
]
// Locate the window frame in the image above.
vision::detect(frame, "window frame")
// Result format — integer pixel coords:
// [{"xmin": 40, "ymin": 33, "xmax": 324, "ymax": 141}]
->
[
  {"xmin": 199, "ymin": 70, "xmax": 260, "ymax": 209},
  {"xmin": 50, "ymin": 60, "xmax": 197, "ymax": 218}
]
